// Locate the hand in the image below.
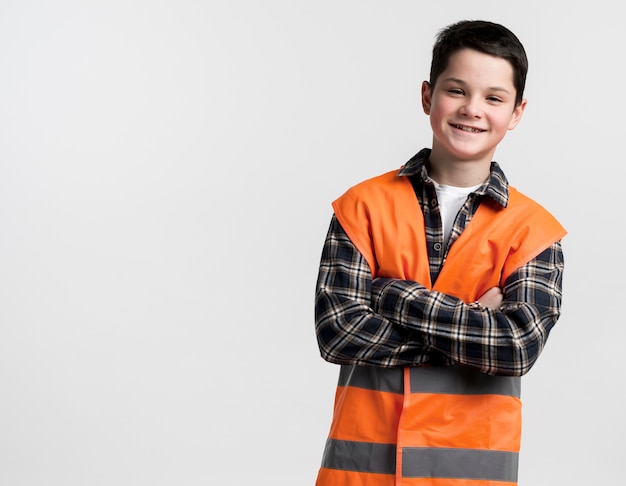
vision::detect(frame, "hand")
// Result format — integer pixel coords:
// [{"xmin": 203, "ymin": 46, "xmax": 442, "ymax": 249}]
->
[{"xmin": 476, "ymin": 287, "xmax": 503, "ymax": 309}]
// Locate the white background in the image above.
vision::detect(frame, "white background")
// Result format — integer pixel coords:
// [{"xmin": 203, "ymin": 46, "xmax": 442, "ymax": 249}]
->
[{"xmin": 0, "ymin": 1, "xmax": 621, "ymax": 485}]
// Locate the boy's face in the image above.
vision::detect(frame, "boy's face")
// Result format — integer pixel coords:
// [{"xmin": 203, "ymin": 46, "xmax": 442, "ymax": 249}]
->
[{"xmin": 422, "ymin": 48, "xmax": 526, "ymax": 167}]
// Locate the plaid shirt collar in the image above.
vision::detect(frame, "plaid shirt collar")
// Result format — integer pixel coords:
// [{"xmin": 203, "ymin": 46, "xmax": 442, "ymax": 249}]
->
[{"xmin": 398, "ymin": 148, "xmax": 510, "ymax": 208}]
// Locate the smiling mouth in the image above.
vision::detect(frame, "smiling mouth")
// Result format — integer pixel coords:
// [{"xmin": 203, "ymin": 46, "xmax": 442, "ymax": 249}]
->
[{"xmin": 451, "ymin": 124, "xmax": 486, "ymax": 133}]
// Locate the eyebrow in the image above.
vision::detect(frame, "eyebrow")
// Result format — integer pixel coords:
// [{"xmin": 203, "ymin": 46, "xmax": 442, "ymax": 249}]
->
[{"xmin": 442, "ymin": 77, "xmax": 512, "ymax": 94}]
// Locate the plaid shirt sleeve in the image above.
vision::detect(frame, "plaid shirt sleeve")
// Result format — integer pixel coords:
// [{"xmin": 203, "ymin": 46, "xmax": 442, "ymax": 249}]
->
[
  {"xmin": 371, "ymin": 241, "xmax": 565, "ymax": 376},
  {"xmin": 314, "ymin": 215, "xmax": 430, "ymax": 367}
]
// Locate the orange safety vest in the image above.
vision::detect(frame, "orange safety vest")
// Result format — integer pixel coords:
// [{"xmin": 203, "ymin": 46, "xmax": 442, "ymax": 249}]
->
[{"xmin": 316, "ymin": 169, "xmax": 566, "ymax": 486}]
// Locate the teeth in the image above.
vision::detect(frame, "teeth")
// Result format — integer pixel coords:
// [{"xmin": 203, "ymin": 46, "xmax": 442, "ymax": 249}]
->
[{"xmin": 455, "ymin": 124, "xmax": 483, "ymax": 133}]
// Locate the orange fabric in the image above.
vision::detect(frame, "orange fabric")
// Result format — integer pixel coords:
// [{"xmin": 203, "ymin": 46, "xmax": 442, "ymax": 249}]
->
[
  {"xmin": 316, "ymin": 468, "xmax": 394, "ymax": 486},
  {"xmin": 328, "ymin": 386, "xmax": 403, "ymax": 444},
  {"xmin": 317, "ymin": 472, "xmax": 516, "ymax": 486},
  {"xmin": 333, "ymin": 170, "xmax": 431, "ymax": 286},
  {"xmin": 402, "ymin": 393, "xmax": 521, "ymax": 451}
]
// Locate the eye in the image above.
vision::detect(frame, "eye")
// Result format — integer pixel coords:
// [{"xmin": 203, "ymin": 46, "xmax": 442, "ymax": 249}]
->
[
  {"xmin": 486, "ymin": 96, "xmax": 503, "ymax": 103},
  {"xmin": 447, "ymin": 88, "xmax": 464, "ymax": 95}
]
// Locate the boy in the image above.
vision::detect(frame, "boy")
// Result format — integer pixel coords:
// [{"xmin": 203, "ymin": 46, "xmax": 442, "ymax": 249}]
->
[{"xmin": 314, "ymin": 20, "xmax": 566, "ymax": 486}]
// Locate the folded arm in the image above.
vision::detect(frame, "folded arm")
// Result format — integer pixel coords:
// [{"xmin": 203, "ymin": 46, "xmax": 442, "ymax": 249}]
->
[
  {"xmin": 314, "ymin": 216, "xmax": 429, "ymax": 367},
  {"xmin": 371, "ymin": 241, "xmax": 564, "ymax": 376}
]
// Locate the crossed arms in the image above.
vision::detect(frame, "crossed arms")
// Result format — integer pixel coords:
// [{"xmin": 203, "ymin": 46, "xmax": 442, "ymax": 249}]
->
[{"xmin": 315, "ymin": 216, "xmax": 564, "ymax": 376}]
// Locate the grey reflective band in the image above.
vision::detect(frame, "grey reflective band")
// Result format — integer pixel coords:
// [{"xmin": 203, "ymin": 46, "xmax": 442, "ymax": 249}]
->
[
  {"xmin": 320, "ymin": 440, "xmax": 518, "ymax": 481},
  {"xmin": 337, "ymin": 365, "xmax": 403, "ymax": 394},
  {"xmin": 402, "ymin": 447, "xmax": 518, "ymax": 482},
  {"xmin": 337, "ymin": 364, "xmax": 521, "ymax": 398},
  {"xmin": 410, "ymin": 365, "xmax": 521, "ymax": 398},
  {"xmin": 321, "ymin": 439, "xmax": 396, "ymax": 475}
]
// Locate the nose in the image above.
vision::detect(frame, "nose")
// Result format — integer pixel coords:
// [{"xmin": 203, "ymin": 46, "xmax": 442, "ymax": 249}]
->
[{"xmin": 460, "ymin": 96, "xmax": 482, "ymax": 118}]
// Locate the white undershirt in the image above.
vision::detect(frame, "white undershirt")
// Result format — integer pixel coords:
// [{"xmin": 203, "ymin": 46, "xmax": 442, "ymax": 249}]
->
[{"xmin": 432, "ymin": 181, "xmax": 481, "ymax": 247}]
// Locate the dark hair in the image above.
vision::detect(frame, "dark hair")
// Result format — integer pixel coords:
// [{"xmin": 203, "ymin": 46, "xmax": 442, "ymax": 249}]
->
[{"xmin": 429, "ymin": 20, "xmax": 528, "ymax": 107}]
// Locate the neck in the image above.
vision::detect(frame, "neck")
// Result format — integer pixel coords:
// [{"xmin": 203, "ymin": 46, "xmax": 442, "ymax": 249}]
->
[{"xmin": 426, "ymin": 151, "xmax": 492, "ymax": 187}]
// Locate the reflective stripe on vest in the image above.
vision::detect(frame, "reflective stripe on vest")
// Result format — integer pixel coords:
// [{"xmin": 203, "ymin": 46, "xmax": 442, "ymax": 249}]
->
[
  {"xmin": 317, "ymin": 170, "xmax": 566, "ymax": 485},
  {"xmin": 321, "ymin": 440, "xmax": 519, "ymax": 482},
  {"xmin": 318, "ymin": 366, "xmax": 521, "ymax": 484}
]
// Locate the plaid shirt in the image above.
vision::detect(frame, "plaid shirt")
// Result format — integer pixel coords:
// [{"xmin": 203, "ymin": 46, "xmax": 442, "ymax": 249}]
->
[{"xmin": 315, "ymin": 148, "xmax": 564, "ymax": 376}]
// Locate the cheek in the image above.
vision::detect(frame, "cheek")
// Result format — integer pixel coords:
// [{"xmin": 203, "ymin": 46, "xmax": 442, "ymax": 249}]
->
[
  {"xmin": 432, "ymin": 97, "xmax": 456, "ymax": 115},
  {"xmin": 494, "ymin": 113, "xmax": 516, "ymax": 132},
  {"xmin": 430, "ymin": 97, "xmax": 462, "ymax": 126}
]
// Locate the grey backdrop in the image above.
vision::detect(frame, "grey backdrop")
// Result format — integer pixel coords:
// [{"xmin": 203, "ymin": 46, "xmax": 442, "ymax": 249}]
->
[{"xmin": 0, "ymin": 1, "xmax": 621, "ymax": 485}]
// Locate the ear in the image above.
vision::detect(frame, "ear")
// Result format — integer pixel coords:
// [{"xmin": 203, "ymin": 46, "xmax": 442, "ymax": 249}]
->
[
  {"xmin": 508, "ymin": 98, "xmax": 527, "ymax": 130},
  {"xmin": 421, "ymin": 81, "xmax": 432, "ymax": 115}
]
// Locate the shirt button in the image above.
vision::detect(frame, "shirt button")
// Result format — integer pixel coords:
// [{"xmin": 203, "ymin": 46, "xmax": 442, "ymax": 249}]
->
[
  {"xmin": 433, "ymin": 242, "xmax": 442, "ymax": 251},
  {"xmin": 431, "ymin": 199, "xmax": 437, "ymax": 207}
]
